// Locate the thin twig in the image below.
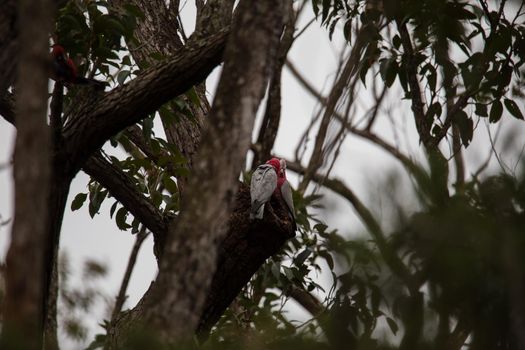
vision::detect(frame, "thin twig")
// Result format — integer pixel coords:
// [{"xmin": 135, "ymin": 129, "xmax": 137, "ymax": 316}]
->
[{"xmin": 109, "ymin": 227, "xmax": 149, "ymax": 325}]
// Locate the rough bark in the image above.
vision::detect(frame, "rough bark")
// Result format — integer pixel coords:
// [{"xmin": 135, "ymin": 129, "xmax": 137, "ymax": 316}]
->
[
  {"xmin": 252, "ymin": 0, "xmax": 295, "ymax": 168},
  {"xmin": 1, "ymin": 0, "xmax": 53, "ymax": 348},
  {"xmin": 105, "ymin": 183, "xmax": 295, "ymax": 348},
  {"xmin": 109, "ymin": 0, "xmax": 206, "ymax": 193},
  {"xmin": 61, "ymin": 29, "xmax": 228, "ymax": 176},
  {"xmin": 0, "ymin": 0, "xmax": 17, "ymax": 97},
  {"xmin": 196, "ymin": 184, "xmax": 295, "ymax": 339},
  {"xmin": 136, "ymin": 0, "xmax": 285, "ymax": 343}
]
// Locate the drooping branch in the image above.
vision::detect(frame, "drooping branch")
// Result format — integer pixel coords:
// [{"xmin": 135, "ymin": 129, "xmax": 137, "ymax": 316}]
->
[{"xmin": 61, "ymin": 29, "xmax": 228, "ymax": 175}]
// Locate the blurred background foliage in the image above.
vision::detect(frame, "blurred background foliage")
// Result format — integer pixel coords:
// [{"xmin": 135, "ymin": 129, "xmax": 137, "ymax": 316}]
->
[{"xmin": 32, "ymin": 0, "xmax": 525, "ymax": 349}]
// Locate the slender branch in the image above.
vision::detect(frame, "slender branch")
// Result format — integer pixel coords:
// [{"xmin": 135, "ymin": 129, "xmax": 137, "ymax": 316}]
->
[
  {"xmin": 286, "ymin": 160, "xmax": 417, "ymax": 292},
  {"xmin": 287, "ymin": 285, "xmax": 323, "ymax": 316},
  {"xmin": 285, "ymin": 58, "xmax": 418, "ymax": 174},
  {"xmin": 452, "ymin": 125, "xmax": 465, "ymax": 190},
  {"xmin": 109, "ymin": 228, "xmax": 149, "ymax": 326},
  {"xmin": 285, "ymin": 59, "xmax": 327, "ymax": 102},
  {"xmin": 252, "ymin": 0, "xmax": 295, "ymax": 167},
  {"xmin": 298, "ymin": 25, "xmax": 367, "ymax": 192},
  {"xmin": 396, "ymin": 21, "xmax": 430, "ymax": 146}
]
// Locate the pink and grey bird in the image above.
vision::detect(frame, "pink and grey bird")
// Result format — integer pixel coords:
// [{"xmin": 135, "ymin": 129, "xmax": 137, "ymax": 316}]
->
[
  {"xmin": 50, "ymin": 44, "xmax": 105, "ymax": 90},
  {"xmin": 250, "ymin": 158, "xmax": 279, "ymax": 219},
  {"xmin": 250, "ymin": 158, "xmax": 296, "ymax": 229},
  {"xmin": 277, "ymin": 159, "xmax": 296, "ymax": 228}
]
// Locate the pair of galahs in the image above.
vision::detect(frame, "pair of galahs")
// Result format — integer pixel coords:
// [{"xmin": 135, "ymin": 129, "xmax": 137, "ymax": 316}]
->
[
  {"xmin": 250, "ymin": 158, "xmax": 295, "ymax": 228},
  {"xmin": 50, "ymin": 44, "xmax": 105, "ymax": 90}
]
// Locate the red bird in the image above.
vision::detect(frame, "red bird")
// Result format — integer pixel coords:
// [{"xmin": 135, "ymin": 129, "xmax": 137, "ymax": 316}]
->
[{"xmin": 50, "ymin": 44, "xmax": 105, "ymax": 90}]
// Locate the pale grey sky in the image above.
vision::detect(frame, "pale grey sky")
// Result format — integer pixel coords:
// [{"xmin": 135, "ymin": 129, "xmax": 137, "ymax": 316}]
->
[{"xmin": 1, "ymin": 2, "xmax": 524, "ymax": 349}]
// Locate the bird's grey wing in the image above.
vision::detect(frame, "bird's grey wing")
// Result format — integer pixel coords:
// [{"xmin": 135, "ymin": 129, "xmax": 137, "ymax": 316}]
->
[
  {"xmin": 250, "ymin": 165, "xmax": 277, "ymax": 210},
  {"xmin": 280, "ymin": 180, "xmax": 295, "ymax": 219}
]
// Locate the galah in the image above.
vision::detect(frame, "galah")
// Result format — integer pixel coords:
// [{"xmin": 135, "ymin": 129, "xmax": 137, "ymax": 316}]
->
[
  {"xmin": 277, "ymin": 159, "xmax": 296, "ymax": 228},
  {"xmin": 50, "ymin": 44, "xmax": 105, "ymax": 90},
  {"xmin": 250, "ymin": 158, "xmax": 296, "ymax": 230},
  {"xmin": 250, "ymin": 158, "xmax": 279, "ymax": 219}
]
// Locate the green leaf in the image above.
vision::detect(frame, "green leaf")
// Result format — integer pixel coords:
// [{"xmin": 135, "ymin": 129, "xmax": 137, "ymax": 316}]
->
[
  {"xmin": 71, "ymin": 193, "xmax": 87, "ymax": 211},
  {"xmin": 115, "ymin": 207, "xmax": 130, "ymax": 230},
  {"xmin": 295, "ymin": 248, "xmax": 312, "ymax": 266},
  {"xmin": 475, "ymin": 103, "xmax": 488, "ymax": 117},
  {"xmin": 109, "ymin": 201, "xmax": 118, "ymax": 218},
  {"xmin": 386, "ymin": 317, "xmax": 398, "ymax": 335},
  {"xmin": 271, "ymin": 262, "xmax": 280, "ymax": 280},
  {"xmin": 94, "ymin": 15, "xmax": 126, "ymax": 36},
  {"xmin": 427, "ymin": 102, "xmax": 442, "ymax": 119},
  {"xmin": 489, "ymin": 100, "xmax": 503, "ymax": 123},
  {"xmin": 117, "ymin": 70, "xmax": 130, "ymax": 85},
  {"xmin": 455, "ymin": 111, "xmax": 473, "ymax": 147},
  {"xmin": 319, "ymin": 250, "xmax": 334, "ymax": 270},
  {"xmin": 162, "ymin": 176, "xmax": 178, "ymax": 194},
  {"xmin": 504, "ymin": 99, "xmax": 524, "ymax": 120}
]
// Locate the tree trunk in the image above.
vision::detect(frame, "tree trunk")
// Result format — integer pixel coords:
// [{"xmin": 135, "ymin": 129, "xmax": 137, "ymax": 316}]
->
[
  {"xmin": 134, "ymin": 0, "xmax": 286, "ymax": 344},
  {"xmin": 1, "ymin": 0, "xmax": 54, "ymax": 348}
]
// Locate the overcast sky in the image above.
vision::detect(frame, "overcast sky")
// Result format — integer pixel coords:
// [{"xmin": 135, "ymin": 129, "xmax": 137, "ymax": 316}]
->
[{"xmin": 1, "ymin": 2, "xmax": 524, "ymax": 348}]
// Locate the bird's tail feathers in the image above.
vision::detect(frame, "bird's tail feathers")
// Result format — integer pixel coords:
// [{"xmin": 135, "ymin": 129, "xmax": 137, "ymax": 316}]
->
[{"xmin": 250, "ymin": 201, "xmax": 265, "ymax": 220}]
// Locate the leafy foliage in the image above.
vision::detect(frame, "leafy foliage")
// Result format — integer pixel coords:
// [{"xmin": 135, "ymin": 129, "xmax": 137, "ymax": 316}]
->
[{"xmin": 56, "ymin": 1, "xmax": 525, "ymax": 349}]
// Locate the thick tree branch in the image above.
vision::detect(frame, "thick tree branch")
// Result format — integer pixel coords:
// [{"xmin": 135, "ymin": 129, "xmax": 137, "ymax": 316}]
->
[
  {"xmin": 82, "ymin": 153, "xmax": 168, "ymax": 245},
  {"xmin": 61, "ymin": 29, "xmax": 228, "ymax": 175}
]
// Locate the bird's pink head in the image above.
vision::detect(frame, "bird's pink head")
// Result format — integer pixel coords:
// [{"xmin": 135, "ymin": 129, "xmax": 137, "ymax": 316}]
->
[
  {"xmin": 266, "ymin": 158, "xmax": 281, "ymax": 173},
  {"xmin": 279, "ymin": 159, "xmax": 287, "ymax": 178},
  {"xmin": 51, "ymin": 44, "xmax": 66, "ymax": 57}
]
